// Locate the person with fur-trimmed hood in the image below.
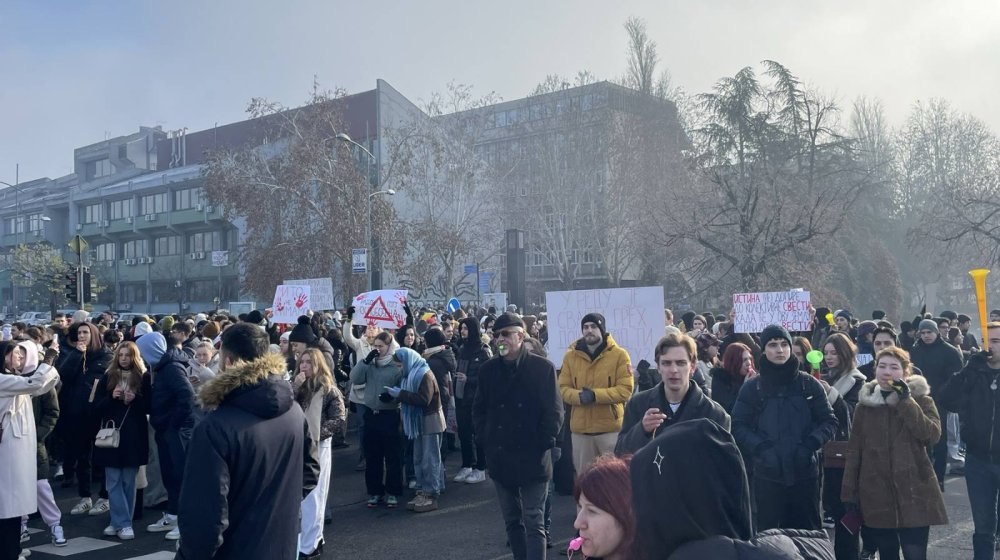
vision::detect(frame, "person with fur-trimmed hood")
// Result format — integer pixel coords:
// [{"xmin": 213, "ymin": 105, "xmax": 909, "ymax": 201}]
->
[
  {"xmin": 842, "ymin": 347, "xmax": 947, "ymax": 560},
  {"xmin": 175, "ymin": 323, "xmax": 320, "ymax": 560}
]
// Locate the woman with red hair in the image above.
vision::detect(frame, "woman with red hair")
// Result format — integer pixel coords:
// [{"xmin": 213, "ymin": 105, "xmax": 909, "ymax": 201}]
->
[
  {"xmin": 710, "ymin": 342, "xmax": 754, "ymax": 414},
  {"xmin": 569, "ymin": 454, "xmax": 636, "ymax": 560}
]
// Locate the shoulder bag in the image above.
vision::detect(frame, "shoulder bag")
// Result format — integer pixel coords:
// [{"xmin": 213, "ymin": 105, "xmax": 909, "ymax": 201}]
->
[{"xmin": 95, "ymin": 406, "xmax": 131, "ymax": 449}]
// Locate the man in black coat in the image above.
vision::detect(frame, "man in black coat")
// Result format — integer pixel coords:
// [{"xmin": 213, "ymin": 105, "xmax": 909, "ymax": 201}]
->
[
  {"xmin": 731, "ymin": 325, "xmax": 837, "ymax": 532},
  {"xmin": 176, "ymin": 323, "xmax": 319, "ymax": 560},
  {"xmin": 616, "ymin": 333, "xmax": 730, "ymax": 456},
  {"xmin": 473, "ymin": 312, "xmax": 563, "ymax": 560},
  {"xmin": 910, "ymin": 318, "xmax": 964, "ymax": 488}
]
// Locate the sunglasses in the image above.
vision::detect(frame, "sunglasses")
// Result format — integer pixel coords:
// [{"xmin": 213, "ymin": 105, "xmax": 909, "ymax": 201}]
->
[{"xmin": 495, "ymin": 329, "xmax": 522, "ymax": 339}]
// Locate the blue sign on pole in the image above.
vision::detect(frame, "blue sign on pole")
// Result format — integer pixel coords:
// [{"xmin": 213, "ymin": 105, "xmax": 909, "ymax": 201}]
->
[
  {"xmin": 478, "ymin": 271, "xmax": 494, "ymax": 294},
  {"xmin": 447, "ymin": 298, "xmax": 461, "ymax": 313},
  {"xmin": 463, "ymin": 264, "xmax": 478, "ymax": 275}
]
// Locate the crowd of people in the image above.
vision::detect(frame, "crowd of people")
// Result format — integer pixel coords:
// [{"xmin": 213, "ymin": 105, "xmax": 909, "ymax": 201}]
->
[{"xmin": 0, "ymin": 301, "xmax": 997, "ymax": 560}]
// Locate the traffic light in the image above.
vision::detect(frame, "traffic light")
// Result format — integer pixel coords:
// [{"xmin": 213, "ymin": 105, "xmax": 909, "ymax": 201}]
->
[
  {"xmin": 64, "ymin": 267, "xmax": 79, "ymax": 303},
  {"xmin": 82, "ymin": 267, "xmax": 93, "ymax": 303}
]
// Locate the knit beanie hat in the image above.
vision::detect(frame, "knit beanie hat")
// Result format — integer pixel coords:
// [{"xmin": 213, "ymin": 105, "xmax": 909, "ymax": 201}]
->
[
  {"xmin": 918, "ymin": 319, "xmax": 939, "ymax": 333},
  {"xmin": 581, "ymin": 313, "xmax": 607, "ymax": 337},
  {"xmin": 288, "ymin": 316, "xmax": 317, "ymax": 344},
  {"xmin": 856, "ymin": 320, "xmax": 878, "ymax": 340},
  {"xmin": 835, "ymin": 309, "xmax": 853, "ymax": 322},
  {"xmin": 136, "ymin": 332, "xmax": 167, "ymax": 368},
  {"xmin": 159, "ymin": 316, "xmax": 176, "ymax": 332},
  {"xmin": 759, "ymin": 325, "xmax": 792, "ymax": 348},
  {"xmin": 246, "ymin": 310, "xmax": 266, "ymax": 326},
  {"xmin": 201, "ymin": 321, "xmax": 221, "ymax": 340}
]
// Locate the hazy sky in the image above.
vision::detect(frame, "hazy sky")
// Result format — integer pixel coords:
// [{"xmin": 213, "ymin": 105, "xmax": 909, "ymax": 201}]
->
[{"xmin": 2, "ymin": 0, "xmax": 998, "ymax": 183}]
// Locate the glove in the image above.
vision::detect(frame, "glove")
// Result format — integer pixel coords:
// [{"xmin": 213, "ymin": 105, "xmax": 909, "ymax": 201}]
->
[
  {"xmin": 362, "ymin": 349, "xmax": 379, "ymax": 365},
  {"xmin": 579, "ymin": 387, "xmax": 596, "ymax": 405},
  {"xmin": 890, "ymin": 379, "xmax": 910, "ymax": 400},
  {"xmin": 378, "ymin": 392, "xmax": 394, "ymax": 403},
  {"xmin": 636, "ymin": 359, "xmax": 651, "ymax": 372},
  {"xmin": 403, "ymin": 300, "xmax": 414, "ymax": 323},
  {"xmin": 551, "ymin": 447, "xmax": 562, "ymax": 463},
  {"xmin": 386, "ymin": 386, "xmax": 402, "ymax": 398},
  {"xmin": 346, "ymin": 305, "xmax": 356, "ymax": 321}
]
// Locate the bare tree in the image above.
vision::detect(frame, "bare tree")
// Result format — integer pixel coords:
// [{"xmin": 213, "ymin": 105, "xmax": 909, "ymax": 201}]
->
[{"xmin": 623, "ymin": 16, "xmax": 659, "ymax": 96}]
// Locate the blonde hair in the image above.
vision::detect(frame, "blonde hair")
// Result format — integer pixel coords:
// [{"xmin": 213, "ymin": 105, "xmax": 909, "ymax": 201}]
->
[
  {"xmin": 106, "ymin": 341, "xmax": 148, "ymax": 393},
  {"xmin": 874, "ymin": 346, "xmax": 913, "ymax": 378},
  {"xmin": 296, "ymin": 348, "xmax": 333, "ymax": 395}
]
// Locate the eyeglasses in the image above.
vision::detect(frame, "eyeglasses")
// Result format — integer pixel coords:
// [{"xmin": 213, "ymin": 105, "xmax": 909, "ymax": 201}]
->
[{"xmin": 495, "ymin": 329, "xmax": 522, "ymax": 339}]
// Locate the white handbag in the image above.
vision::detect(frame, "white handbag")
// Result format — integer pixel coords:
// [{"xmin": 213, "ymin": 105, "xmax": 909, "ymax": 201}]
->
[{"xmin": 94, "ymin": 407, "xmax": 130, "ymax": 449}]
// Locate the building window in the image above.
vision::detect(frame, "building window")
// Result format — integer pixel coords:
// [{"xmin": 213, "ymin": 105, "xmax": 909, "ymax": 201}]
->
[
  {"xmin": 109, "ymin": 198, "xmax": 134, "ymax": 220},
  {"xmin": 120, "ymin": 283, "xmax": 147, "ymax": 304},
  {"xmin": 95, "ymin": 242, "xmax": 116, "ymax": 261},
  {"xmin": 27, "ymin": 214, "xmax": 45, "ymax": 232},
  {"xmin": 141, "ymin": 193, "xmax": 167, "ymax": 215},
  {"xmin": 154, "ymin": 235, "xmax": 182, "ymax": 256},
  {"xmin": 188, "ymin": 231, "xmax": 221, "ymax": 253},
  {"xmin": 122, "ymin": 239, "xmax": 148, "ymax": 259},
  {"xmin": 85, "ymin": 159, "xmax": 114, "ymax": 180},
  {"xmin": 4, "ymin": 217, "xmax": 24, "ymax": 235},
  {"xmin": 173, "ymin": 188, "xmax": 203, "ymax": 211},
  {"xmin": 81, "ymin": 203, "xmax": 102, "ymax": 224},
  {"xmin": 187, "ymin": 279, "xmax": 217, "ymax": 302},
  {"xmin": 151, "ymin": 281, "xmax": 179, "ymax": 303}
]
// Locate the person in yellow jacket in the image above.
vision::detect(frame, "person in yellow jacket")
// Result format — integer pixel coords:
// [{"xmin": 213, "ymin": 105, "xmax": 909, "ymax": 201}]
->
[{"xmin": 558, "ymin": 313, "xmax": 634, "ymax": 474}]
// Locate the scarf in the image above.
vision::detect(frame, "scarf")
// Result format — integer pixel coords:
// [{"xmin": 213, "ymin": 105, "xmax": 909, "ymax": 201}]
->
[{"xmin": 395, "ymin": 347, "xmax": 430, "ymax": 440}]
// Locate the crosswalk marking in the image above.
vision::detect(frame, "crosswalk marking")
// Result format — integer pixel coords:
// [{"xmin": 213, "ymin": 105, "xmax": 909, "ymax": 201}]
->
[
  {"xmin": 29, "ymin": 536, "xmax": 120, "ymax": 556},
  {"xmin": 122, "ymin": 553, "xmax": 176, "ymax": 560}
]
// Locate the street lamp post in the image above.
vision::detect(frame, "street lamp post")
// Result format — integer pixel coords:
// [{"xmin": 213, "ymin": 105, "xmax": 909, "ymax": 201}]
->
[{"xmin": 335, "ymin": 133, "xmax": 394, "ymax": 292}]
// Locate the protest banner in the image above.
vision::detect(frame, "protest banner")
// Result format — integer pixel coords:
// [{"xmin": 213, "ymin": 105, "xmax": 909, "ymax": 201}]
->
[
  {"xmin": 284, "ymin": 277, "xmax": 335, "ymax": 310},
  {"xmin": 481, "ymin": 292, "xmax": 507, "ymax": 312},
  {"xmin": 544, "ymin": 286, "xmax": 664, "ymax": 369},
  {"xmin": 733, "ymin": 290, "xmax": 812, "ymax": 333},
  {"xmin": 271, "ymin": 284, "xmax": 311, "ymax": 324},
  {"xmin": 352, "ymin": 289, "xmax": 408, "ymax": 329}
]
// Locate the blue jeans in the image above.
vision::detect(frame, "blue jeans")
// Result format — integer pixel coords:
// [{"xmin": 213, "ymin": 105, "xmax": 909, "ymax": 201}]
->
[
  {"xmin": 966, "ymin": 454, "xmax": 1000, "ymax": 559},
  {"xmin": 494, "ymin": 480, "xmax": 548, "ymax": 560},
  {"xmin": 105, "ymin": 467, "xmax": 138, "ymax": 530},
  {"xmin": 413, "ymin": 433, "xmax": 443, "ymax": 495}
]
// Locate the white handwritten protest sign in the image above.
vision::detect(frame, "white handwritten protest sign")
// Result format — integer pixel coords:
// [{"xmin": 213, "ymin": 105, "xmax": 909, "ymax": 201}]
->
[
  {"xmin": 284, "ymin": 278, "xmax": 335, "ymax": 310},
  {"xmin": 352, "ymin": 289, "xmax": 408, "ymax": 330},
  {"xmin": 545, "ymin": 287, "xmax": 664, "ymax": 369},
  {"xmin": 272, "ymin": 285, "xmax": 311, "ymax": 325},
  {"xmin": 733, "ymin": 290, "xmax": 811, "ymax": 333}
]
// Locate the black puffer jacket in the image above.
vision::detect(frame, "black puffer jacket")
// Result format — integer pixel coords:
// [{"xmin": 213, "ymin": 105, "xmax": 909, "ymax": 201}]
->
[
  {"xmin": 711, "ymin": 367, "xmax": 746, "ymax": 415},
  {"xmin": 424, "ymin": 346, "xmax": 456, "ymax": 403},
  {"xmin": 667, "ymin": 530, "xmax": 835, "ymax": 560},
  {"xmin": 939, "ymin": 352, "xmax": 1000, "ymax": 463},
  {"xmin": 473, "ymin": 347, "xmax": 563, "ymax": 488},
  {"xmin": 910, "ymin": 336, "xmax": 963, "ymax": 395},
  {"xmin": 456, "ymin": 318, "xmax": 491, "ymax": 404},
  {"xmin": 177, "ymin": 353, "xmax": 319, "ymax": 560},
  {"xmin": 731, "ymin": 356, "xmax": 837, "ymax": 485},
  {"xmin": 92, "ymin": 373, "xmax": 152, "ymax": 468},
  {"xmin": 149, "ymin": 348, "xmax": 197, "ymax": 433}
]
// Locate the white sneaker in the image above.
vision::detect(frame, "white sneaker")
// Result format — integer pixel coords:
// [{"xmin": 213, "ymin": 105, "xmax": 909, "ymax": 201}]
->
[
  {"xmin": 103, "ymin": 525, "xmax": 117, "ymax": 536},
  {"xmin": 465, "ymin": 469, "xmax": 487, "ymax": 484},
  {"xmin": 146, "ymin": 513, "xmax": 177, "ymax": 533},
  {"xmin": 88, "ymin": 498, "xmax": 110, "ymax": 516},
  {"xmin": 117, "ymin": 527, "xmax": 135, "ymax": 540},
  {"xmin": 453, "ymin": 467, "xmax": 473, "ymax": 482},
  {"xmin": 51, "ymin": 525, "xmax": 67, "ymax": 547},
  {"xmin": 165, "ymin": 526, "xmax": 180, "ymax": 541},
  {"xmin": 70, "ymin": 497, "xmax": 92, "ymax": 515}
]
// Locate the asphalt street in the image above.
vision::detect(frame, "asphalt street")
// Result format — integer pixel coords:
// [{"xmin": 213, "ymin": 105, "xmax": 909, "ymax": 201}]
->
[{"xmin": 24, "ymin": 443, "xmax": 976, "ymax": 559}]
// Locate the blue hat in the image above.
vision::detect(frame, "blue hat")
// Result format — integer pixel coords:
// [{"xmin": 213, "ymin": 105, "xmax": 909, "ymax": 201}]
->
[{"xmin": 135, "ymin": 331, "xmax": 167, "ymax": 368}]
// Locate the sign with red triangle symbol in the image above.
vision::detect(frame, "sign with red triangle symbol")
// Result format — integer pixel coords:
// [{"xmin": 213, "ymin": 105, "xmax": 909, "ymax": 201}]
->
[{"xmin": 363, "ymin": 295, "xmax": 394, "ymax": 323}]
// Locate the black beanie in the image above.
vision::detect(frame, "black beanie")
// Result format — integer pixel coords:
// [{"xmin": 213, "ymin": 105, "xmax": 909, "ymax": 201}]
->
[
  {"xmin": 581, "ymin": 312, "xmax": 607, "ymax": 336},
  {"xmin": 288, "ymin": 315, "xmax": 317, "ymax": 344},
  {"xmin": 424, "ymin": 326, "xmax": 447, "ymax": 348},
  {"xmin": 759, "ymin": 324, "xmax": 792, "ymax": 348}
]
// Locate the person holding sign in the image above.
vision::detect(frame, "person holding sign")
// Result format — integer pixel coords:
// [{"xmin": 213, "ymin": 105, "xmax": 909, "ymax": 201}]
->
[
  {"xmin": 731, "ymin": 325, "xmax": 837, "ymax": 532},
  {"xmin": 614, "ymin": 333, "xmax": 729, "ymax": 456},
  {"xmin": 558, "ymin": 313, "xmax": 634, "ymax": 474}
]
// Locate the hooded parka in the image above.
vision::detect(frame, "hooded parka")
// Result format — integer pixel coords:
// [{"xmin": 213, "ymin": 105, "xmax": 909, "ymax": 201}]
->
[{"xmin": 558, "ymin": 333, "xmax": 633, "ymax": 434}]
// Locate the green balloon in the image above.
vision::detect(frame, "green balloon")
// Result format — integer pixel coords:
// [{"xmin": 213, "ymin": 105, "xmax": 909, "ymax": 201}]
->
[{"xmin": 806, "ymin": 350, "xmax": 824, "ymax": 367}]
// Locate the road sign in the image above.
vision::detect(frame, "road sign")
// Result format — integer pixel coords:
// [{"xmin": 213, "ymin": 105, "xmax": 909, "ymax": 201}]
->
[
  {"xmin": 352, "ymin": 248, "xmax": 367, "ymax": 274},
  {"xmin": 68, "ymin": 235, "xmax": 88, "ymax": 255},
  {"xmin": 447, "ymin": 297, "xmax": 461, "ymax": 313},
  {"xmin": 463, "ymin": 264, "xmax": 478, "ymax": 275}
]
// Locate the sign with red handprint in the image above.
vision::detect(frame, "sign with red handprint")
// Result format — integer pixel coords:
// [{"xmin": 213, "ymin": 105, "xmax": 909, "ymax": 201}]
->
[
  {"xmin": 353, "ymin": 289, "xmax": 408, "ymax": 330},
  {"xmin": 271, "ymin": 284, "xmax": 311, "ymax": 325}
]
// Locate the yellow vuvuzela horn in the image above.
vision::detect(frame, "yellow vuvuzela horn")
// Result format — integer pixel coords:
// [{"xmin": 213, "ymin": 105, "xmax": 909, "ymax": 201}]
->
[{"xmin": 970, "ymin": 268, "xmax": 991, "ymax": 352}]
